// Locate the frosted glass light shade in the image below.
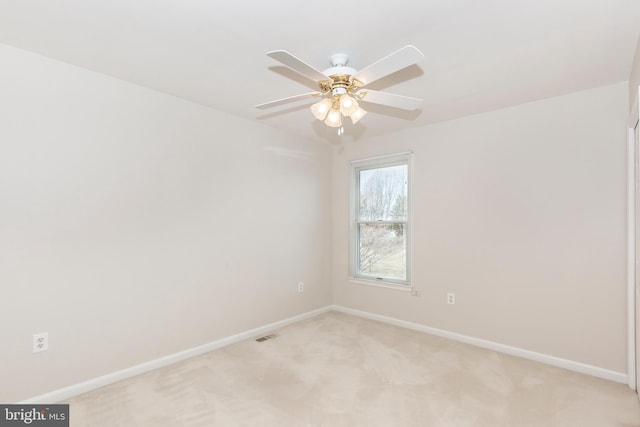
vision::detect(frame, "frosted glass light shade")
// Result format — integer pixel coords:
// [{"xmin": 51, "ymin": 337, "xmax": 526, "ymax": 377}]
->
[
  {"xmin": 339, "ymin": 95, "xmax": 359, "ymax": 117},
  {"xmin": 310, "ymin": 98, "xmax": 332, "ymax": 120},
  {"xmin": 350, "ymin": 107, "xmax": 367, "ymax": 124},
  {"xmin": 324, "ymin": 108, "xmax": 343, "ymax": 127}
]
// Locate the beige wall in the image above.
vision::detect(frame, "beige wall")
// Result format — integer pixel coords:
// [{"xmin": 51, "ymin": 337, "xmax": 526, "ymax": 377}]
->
[
  {"xmin": 630, "ymin": 34, "xmax": 640, "ymax": 108},
  {"xmin": 0, "ymin": 44, "xmax": 333, "ymax": 402},
  {"xmin": 333, "ymin": 83, "xmax": 628, "ymax": 373}
]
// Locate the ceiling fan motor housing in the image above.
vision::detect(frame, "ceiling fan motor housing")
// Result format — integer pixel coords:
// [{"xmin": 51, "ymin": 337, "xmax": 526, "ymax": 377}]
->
[
  {"xmin": 324, "ymin": 53, "xmax": 357, "ymax": 95},
  {"xmin": 329, "ymin": 74, "xmax": 351, "ymax": 96}
]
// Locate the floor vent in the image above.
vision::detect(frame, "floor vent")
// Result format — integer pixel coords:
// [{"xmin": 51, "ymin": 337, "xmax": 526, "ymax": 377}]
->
[{"xmin": 255, "ymin": 333, "xmax": 278, "ymax": 342}]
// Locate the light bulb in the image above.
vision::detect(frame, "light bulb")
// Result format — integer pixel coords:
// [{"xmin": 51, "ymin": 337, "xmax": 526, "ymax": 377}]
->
[
  {"xmin": 350, "ymin": 106, "xmax": 367, "ymax": 124},
  {"xmin": 310, "ymin": 98, "xmax": 332, "ymax": 120},
  {"xmin": 339, "ymin": 95, "xmax": 358, "ymax": 117},
  {"xmin": 324, "ymin": 108, "xmax": 343, "ymax": 128}
]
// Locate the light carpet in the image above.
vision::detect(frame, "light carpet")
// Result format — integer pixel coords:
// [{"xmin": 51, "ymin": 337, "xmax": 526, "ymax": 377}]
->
[{"xmin": 65, "ymin": 311, "xmax": 640, "ymax": 426}]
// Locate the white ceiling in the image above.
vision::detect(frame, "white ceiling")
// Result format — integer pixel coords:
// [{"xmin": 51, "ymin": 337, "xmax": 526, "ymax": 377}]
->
[{"xmin": 1, "ymin": 0, "xmax": 639, "ymax": 144}]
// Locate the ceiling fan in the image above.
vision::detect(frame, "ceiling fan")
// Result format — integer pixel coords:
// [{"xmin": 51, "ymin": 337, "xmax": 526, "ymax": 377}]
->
[{"xmin": 255, "ymin": 45, "xmax": 424, "ymax": 131}]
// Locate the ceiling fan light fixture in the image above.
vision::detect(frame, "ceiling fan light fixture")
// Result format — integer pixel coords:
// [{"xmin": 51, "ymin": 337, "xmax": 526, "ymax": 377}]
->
[
  {"xmin": 311, "ymin": 98, "xmax": 332, "ymax": 120},
  {"xmin": 350, "ymin": 106, "xmax": 367, "ymax": 125},
  {"xmin": 324, "ymin": 108, "xmax": 343, "ymax": 128},
  {"xmin": 259, "ymin": 46, "xmax": 424, "ymax": 132}
]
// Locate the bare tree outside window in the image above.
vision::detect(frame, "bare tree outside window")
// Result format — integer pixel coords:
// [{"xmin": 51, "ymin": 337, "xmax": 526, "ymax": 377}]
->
[{"xmin": 357, "ymin": 164, "xmax": 408, "ymax": 281}]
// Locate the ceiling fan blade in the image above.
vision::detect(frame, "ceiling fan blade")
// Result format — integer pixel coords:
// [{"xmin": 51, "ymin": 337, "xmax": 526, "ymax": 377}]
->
[
  {"xmin": 267, "ymin": 50, "xmax": 329, "ymax": 82},
  {"xmin": 357, "ymin": 89, "xmax": 423, "ymax": 110},
  {"xmin": 255, "ymin": 92, "xmax": 322, "ymax": 109},
  {"xmin": 353, "ymin": 45, "xmax": 424, "ymax": 86}
]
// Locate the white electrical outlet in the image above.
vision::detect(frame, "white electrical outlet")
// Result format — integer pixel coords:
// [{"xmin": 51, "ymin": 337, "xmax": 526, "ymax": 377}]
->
[
  {"xmin": 33, "ymin": 332, "xmax": 48, "ymax": 353},
  {"xmin": 447, "ymin": 293, "xmax": 455, "ymax": 305},
  {"xmin": 298, "ymin": 282, "xmax": 304, "ymax": 293}
]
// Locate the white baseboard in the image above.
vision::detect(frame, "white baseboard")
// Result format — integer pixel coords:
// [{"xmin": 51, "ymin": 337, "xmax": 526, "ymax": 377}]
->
[
  {"xmin": 21, "ymin": 303, "xmax": 626, "ymax": 403},
  {"xmin": 332, "ymin": 305, "xmax": 628, "ymax": 384},
  {"xmin": 20, "ymin": 306, "xmax": 333, "ymax": 404}
]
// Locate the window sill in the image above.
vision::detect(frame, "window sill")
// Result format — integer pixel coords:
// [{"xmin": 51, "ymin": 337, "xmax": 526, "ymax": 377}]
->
[{"xmin": 349, "ymin": 278, "xmax": 412, "ymax": 292}]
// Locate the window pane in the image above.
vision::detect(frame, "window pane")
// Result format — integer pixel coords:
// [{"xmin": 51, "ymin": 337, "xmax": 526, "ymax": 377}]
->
[
  {"xmin": 358, "ymin": 223, "xmax": 406, "ymax": 281},
  {"xmin": 358, "ymin": 165, "xmax": 407, "ymax": 221}
]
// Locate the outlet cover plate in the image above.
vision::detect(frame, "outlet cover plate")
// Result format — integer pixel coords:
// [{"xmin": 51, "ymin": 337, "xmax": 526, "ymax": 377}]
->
[{"xmin": 33, "ymin": 332, "xmax": 48, "ymax": 353}]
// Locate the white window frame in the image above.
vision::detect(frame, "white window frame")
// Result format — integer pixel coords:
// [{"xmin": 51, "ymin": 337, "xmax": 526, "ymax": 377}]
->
[{"xmin": 349, "ymin": 152, "xmax": 412, "ymax": 287}]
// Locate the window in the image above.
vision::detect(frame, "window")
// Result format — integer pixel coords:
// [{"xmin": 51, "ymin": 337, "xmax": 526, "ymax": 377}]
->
[{"xmin": 349, "ymin": 152, "xmax": 411, "ymax": 286}]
